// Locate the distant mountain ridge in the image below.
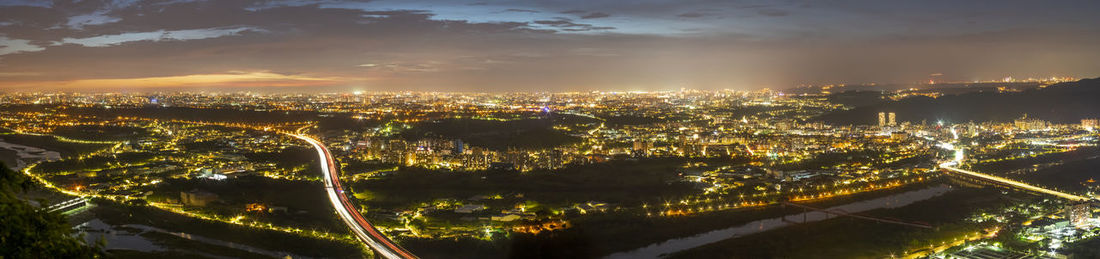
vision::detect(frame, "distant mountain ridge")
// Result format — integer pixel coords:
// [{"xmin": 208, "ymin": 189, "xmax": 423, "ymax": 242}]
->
[{"xmin": 812, "ymin": 77, "xmax": 1100, "ymax": 125}]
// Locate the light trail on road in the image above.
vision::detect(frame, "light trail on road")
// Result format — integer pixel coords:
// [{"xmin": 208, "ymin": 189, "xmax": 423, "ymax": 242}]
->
[
  {"xmin": 940, "ymin": 163, "xmax": 1088, "ymax": 201},
  {"xmin": 291, "ymin": 134, "xmax": 418, "ymax": 259}
]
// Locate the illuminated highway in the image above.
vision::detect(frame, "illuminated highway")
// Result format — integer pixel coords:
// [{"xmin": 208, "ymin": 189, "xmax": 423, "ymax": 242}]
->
[
  {"xmin": 290, "ymin": 134, "xmax": 418, "ymax": 259},
  {"xmin": 939, "ymin": 162, "xmax": 1088, "ymax": 201}
]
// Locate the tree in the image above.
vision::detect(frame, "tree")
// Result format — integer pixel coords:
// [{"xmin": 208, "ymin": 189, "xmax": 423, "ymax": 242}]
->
[{"xmin": 0, "ymin": 163, "xmax": 101, "ymax": 258}]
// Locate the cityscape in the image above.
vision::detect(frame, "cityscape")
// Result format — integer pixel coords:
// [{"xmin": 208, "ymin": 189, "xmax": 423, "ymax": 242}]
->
[{"xmin": 2, "ymin": 1, "xmax": 1100, "ymax": 259}]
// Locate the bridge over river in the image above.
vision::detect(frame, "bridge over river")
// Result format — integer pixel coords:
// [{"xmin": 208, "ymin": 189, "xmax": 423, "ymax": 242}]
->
[{"xmin": 939, "ymin": 162, "xmax": 1090, "ymax": 202}]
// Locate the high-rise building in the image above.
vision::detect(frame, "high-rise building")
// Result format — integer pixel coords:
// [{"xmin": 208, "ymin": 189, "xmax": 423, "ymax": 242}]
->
[
  {"xmin": 878, "ymin": 112, "xmax": 886, "ymax": 127},
  {"xmin": 404, "ymin": 152, "xmax": 417, "ymax": 166},
  {"xmin": 1083, "ymin": 119, "xmax": 1099, "ymax": 130},
  {"xmin": 632, "ymin": 139, "xmax": 650, "ymax": 156},
  {"xmin": 1014, "ymin": 114, "xmax": 1048, "ymax": 131},
  {"xmin": 453, "ymin": 139, "xmax": 465, "ymax": 154},
  {"xmin": 1067, "ymin": 202, "xmax": 1092, "ymax": 229},
  {"xmin": 888, "ymin": 112, "xmax": 896, "ymax": 126}
]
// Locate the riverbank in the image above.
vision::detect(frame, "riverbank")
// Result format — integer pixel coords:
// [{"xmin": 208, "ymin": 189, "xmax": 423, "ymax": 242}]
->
[
  {"xmin": 609, "ymin": 184, "xmax": 955, "ymax": 259},
  {"xmin": 0, "ymin": 139, "xmax": 61, "ymax": 171},
  {"xmin": 79, "ymin": 200, "xmax": 365, "ymax": 258},
  {"xmin": 667, "ymin": 186, "xmax": 1033, "ymax": 258}
]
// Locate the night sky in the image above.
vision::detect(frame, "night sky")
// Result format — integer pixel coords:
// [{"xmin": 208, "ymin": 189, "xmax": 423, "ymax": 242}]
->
[{"xmin": 1, "ymin": 0, "xmax": 1098, "ymax": 92}]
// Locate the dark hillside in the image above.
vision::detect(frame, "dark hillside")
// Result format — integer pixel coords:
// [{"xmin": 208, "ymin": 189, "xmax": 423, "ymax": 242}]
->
[{"xmin": 813, "ymin": 78, "xmax": 1100, "ymax": 125}]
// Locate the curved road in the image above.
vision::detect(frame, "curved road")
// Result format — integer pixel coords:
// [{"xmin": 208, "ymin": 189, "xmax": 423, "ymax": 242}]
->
[{"xmin": 290, "ymin": 134, "xmax": 418, "ymax": 259}]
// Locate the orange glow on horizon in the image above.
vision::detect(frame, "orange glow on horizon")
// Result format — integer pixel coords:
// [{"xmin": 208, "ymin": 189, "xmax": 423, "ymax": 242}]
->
[{"xmin": 0, "ymin": 71, "xmax": 363, "ymax": 89}]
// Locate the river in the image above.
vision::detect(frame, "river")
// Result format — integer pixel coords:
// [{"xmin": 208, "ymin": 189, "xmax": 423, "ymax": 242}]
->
[
  {"xmin": 0, "ymin": 139, "xmax": 61, "ymax": 171},
  {"xmin": 606, "ymin": 185, "xmax": 954, "ymax": 259},
  {"xmin": 77, "ymin": 218, "xmax": 311, "ymax": 258}
]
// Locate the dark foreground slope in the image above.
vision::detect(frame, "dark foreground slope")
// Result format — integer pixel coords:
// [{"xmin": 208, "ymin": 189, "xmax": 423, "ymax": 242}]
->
[
  {"xmin": 813, "ymin": 77, "xmax": 1100, "ymax": 125},
  {"xmin": 0, "ymin": 163, "xmax": 100, "ymax": 258}
]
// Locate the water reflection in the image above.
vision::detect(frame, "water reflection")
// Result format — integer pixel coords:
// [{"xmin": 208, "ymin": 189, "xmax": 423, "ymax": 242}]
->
[
  {"xmin": 0, "ymin": 140, "xmax": 61, "ymax": 171},
  {"xmin": 78, "ymin": 219, "xmax": 164, "ymax": 253},
  {"xmin": 77, "ymin": 218, "xmax": 310, "ymax": 258}
]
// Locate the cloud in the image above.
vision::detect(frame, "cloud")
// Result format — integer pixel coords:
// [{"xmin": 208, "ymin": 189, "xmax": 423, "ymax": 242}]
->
[
  {"xmin": 359, "ymin": 62, "xmax": 441, "ymax": 73},
  {"xmin": 2, "ymin": 71, "xmax": 350, "ymax": 89},
  {"xmin": 735, "ymin": 4, "xmax": 773, "ymax": 10},
  {"xmin": 504, "ymin": 8, "xmax": 539, "ymax": 13},
  {"xmin": 58, "ymin": 27, "xmax": 261, "ymax": 47},
  {"xmin": 559, "ymin": 10, "xmax": 608, "ymax": 19},
  {"xmin": 0, "ymin": 72, "xmax": 42, "ymax": 77},
  {"xmin": 580, "ymin": 12, "xmax": 610, "ymax": 19},
  {"xmin": 0, "ymin": 0, "xmax": 1099, "ymax": 92},
  {"xmin": 757, "ymin": 9, "xmax": 789, "ymax": 17},
  {"xmin": 67, "ymin": 11, "xmax": 122, "ymax": 29},
  {"xmin": 532, "ymin": 19, "xmax": 572, "ymax": 26},
  {"xmin": 0, "ymin": 36, "xmax": 44, "ymax": 55},
  {"xmin": 677, "ymin": 12, "xmax": 707, "ymax": 18},
  {"xmin": 0, "ymin": 0, "xmax": 50, "ymax": 8},
  {"xmin": 532, "ymin": 18, "xmax": 614, "ymax": 32}
]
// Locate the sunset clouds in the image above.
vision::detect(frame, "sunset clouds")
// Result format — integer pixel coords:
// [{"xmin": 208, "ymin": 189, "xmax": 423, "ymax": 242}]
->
[
  {"xmin": 0, "ymin": 71, "xmax": 354, "ymax": 90},
  {"xmin": 0, "ymin": 0, "xmax": 1098, "ymax": 92}
]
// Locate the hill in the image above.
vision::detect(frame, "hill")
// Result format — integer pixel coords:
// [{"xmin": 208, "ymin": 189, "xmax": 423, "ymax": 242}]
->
[{"xmin": 812, "ymin": 78, "xmax": 1100, "ymax": 125}]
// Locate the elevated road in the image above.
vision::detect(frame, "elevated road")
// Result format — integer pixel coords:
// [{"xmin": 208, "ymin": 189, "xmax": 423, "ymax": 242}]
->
[
  {"xmin": 940, "ymin": 162, "xmax": 1088, "ymax": 201},
  {"xmin": 290, "ymin": 134, "xmax": 418, "ymax": 259}
]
